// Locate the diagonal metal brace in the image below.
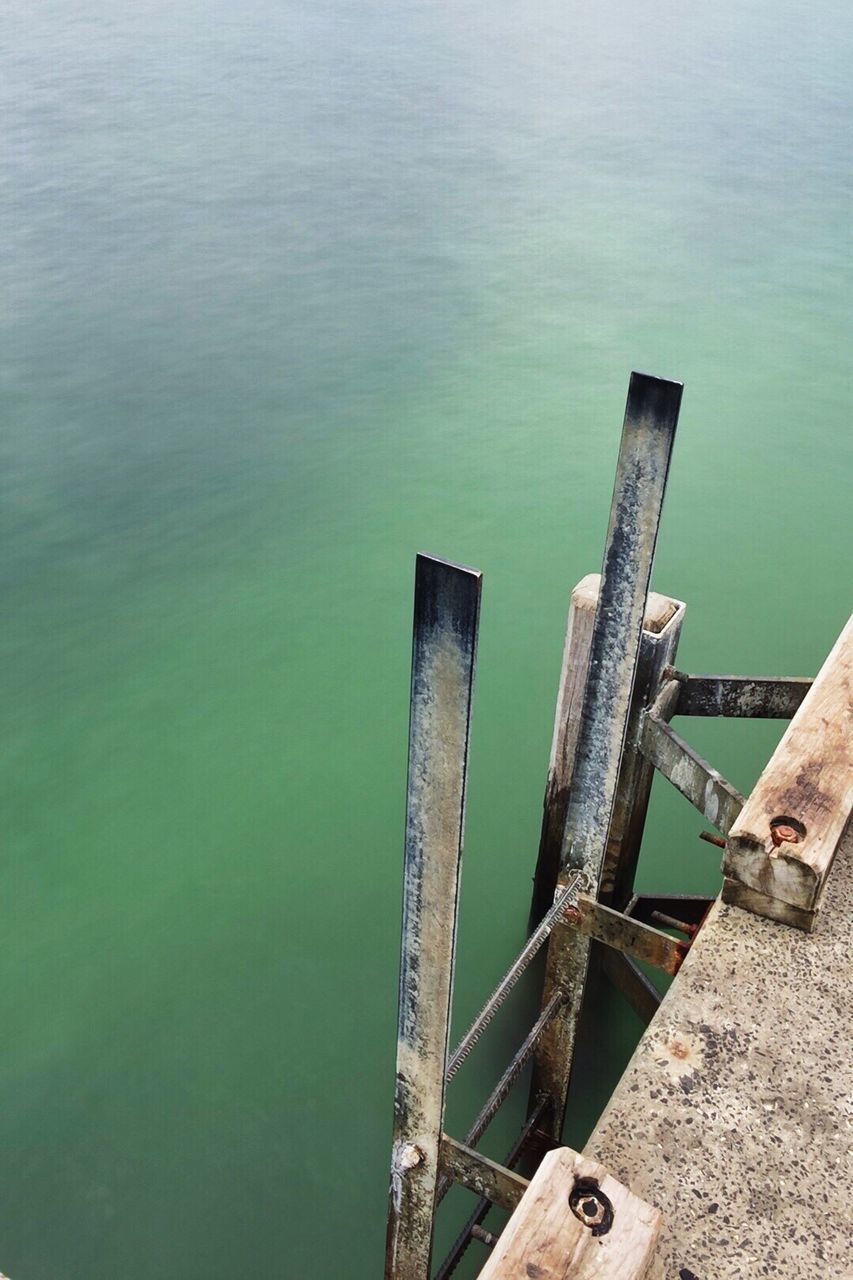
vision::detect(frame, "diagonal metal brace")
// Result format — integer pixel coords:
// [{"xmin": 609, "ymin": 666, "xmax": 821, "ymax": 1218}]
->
[{"xmin": 639, "ymin": 703, "xmax": 745, "ymax": 837}]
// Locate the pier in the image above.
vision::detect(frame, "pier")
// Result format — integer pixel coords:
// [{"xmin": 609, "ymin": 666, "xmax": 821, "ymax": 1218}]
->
[{"xmin": 384, "ymin": 373, "xmax": 852, "ymax": 1278}]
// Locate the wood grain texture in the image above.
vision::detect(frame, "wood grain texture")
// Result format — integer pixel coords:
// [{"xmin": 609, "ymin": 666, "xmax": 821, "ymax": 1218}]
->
[
  {"xmin": 723, "ymin": 613, "xmax": 852, "ymax": 919},
  {"xmin": 478, "ymin": 1146, "xmax": 661, "ymax": 1280}
]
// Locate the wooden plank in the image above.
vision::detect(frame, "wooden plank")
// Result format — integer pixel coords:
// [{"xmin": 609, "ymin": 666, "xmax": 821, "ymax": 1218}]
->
[
  {"xmin": 478, "ymin": 1146, "xmax": 661, "ymax": 1279},
  {"xmin": 723, "ymin": 613, "xmax": 852, "ymax": 921}
]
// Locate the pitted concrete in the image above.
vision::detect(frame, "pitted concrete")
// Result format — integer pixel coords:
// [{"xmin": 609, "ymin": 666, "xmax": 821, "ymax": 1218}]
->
[{"xmin": 586, "ymin": 831, "xmax": 852, "ymax": 1279}]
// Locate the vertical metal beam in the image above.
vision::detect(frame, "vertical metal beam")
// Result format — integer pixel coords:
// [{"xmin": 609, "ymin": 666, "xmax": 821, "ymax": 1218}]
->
[
  {"xmin": 385, "ymin": 554, "xmax": 482, "ymax": 1280},
  {"xmin": 529, "ymin": 371, "xmax": 683, "ymax": 1139},
  {"xmin": 600, "ymin": 596, "xmax": 686, "ymax": 909}
]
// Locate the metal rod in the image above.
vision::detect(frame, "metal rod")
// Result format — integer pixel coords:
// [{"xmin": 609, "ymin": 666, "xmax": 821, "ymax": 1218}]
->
[
  {"xmin": 639, "ymin": 708, "xmax": 745, "ymax": 837},
  {"xmin": 433, "ymin": 1098, "xmax": 548, "ymax": 1280},
  {"xmin": 673, "ymin": 673, "xmax": 812, "ymax": 719},
  {"xmin": 471, "ymin": 1224, "xmax": 499, "ymax": 1248},
  {"xmin": 437, "ymin": 991, "xmax": 564, "ymax": 1205},
  {"xmin": 446, "ymin": 873, "xmax": 581, "ymax": 1082},
  {"xmin": 649, "ymin": 909, "xmax": 697, "ymax": 937},
  {"xmin": 699, "ymin": 830, "xmax": 726, "ymax": 849},
  {"xmin": 529, "ymin": 371, "xmax": 683, "ymax": 1139},
  {"xmin": 385, "ymin": 554, "xmax": 483, "ymax": 1280}
]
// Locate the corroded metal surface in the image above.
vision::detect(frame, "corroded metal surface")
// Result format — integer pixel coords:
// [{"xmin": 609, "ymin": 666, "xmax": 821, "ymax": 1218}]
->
[
  {"xmin": 673, "ymin": 673, "xmax": 812, "ymax": 718},
  {"xmin": 530, "ymin": 371, "xmax": 683, "ymax": 1138},
  {"xmin": 446, "ymin": 872, "xmax": 580, "ymax": 1082},
  {"xmin": 572, "ymin": 895, "xmax": 689, "ymax": 976},
  {"xmin": 438, "ymin": 1136, "xmax": 529, "ymax": 1212},
  {"xmin": 639, "ymin": 708, "xmax": 745, "ymax": 836},
  {"xmin": 433, "ymin": 1099, "xmax": 548, "ymax": 1280},
  {"xmin": 385, "ymin": 554, "xmax": 482, "ymax": 1280}
]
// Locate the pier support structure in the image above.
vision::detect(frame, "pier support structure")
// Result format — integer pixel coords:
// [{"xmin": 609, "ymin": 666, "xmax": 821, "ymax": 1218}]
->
[{"xmin": 383, "ymin": 370, "xmax": 845, "ymax": 1278}]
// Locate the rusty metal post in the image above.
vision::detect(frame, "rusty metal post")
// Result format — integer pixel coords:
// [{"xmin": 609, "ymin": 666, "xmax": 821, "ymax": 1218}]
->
[
  {"xmin": 384, "ymin": 553, "xmax": 482, "ymax": 1280},
  {"xmin": 528, "ymin": 371, "xmax": 683, "ymax": 1140}
]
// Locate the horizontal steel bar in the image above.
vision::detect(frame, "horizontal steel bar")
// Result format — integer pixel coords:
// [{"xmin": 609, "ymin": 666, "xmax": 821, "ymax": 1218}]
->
[
  {"xmin": 433, "ymin": 1097, "xmax": 548, "ymax": 1280},
  {"xmin": 639, "ymin": 708, "xmax": 745, "ymax": 836},
  {"xmin": 438, "ymin": 1135, "xmax": 529, "ymax": 1212},
  {"xmin": 672, "ymin": 673, "xmax": 812, "ymax": 718},
  {"xmin": 446, "ymin": 873, "xmax": 581, "ymax": 1082},
  {"xmin": 569, "ymin": 895, "xmax": 688, "ymax": 976}
]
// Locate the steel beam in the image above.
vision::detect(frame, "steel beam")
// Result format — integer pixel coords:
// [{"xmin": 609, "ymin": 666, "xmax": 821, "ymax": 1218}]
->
[
  {"xmin": 602, "ymin": 597, "xmax": 686, "ymax": 909},
  {"xmin": 673, "ymin": 674, "xmax": 812, "ymax": 719},
  {"xmin": 601, "ymin": 950, "xmax": 661, "ymax": 1025},
  {"xmin": 570, "ymin": 895, "xmax": 688, "ymax": 976},
  {"xmin": 639, "ymin": 707, "xmax": 745, "ymax": 837},
  {"xmin": 438, "ymin": 1136, "xmax": 529, "ymax": 1212},
  {"xmin": 385, "ymin": 554, "xmax": 482, "ymax": 1280},
  {"xmin": 529, "ymin": 371, "xmax": 683, "ymax": 1139},
  {"xmin": 433, "ymin": 1099, "xmax": 548, "ymax": 1280}
]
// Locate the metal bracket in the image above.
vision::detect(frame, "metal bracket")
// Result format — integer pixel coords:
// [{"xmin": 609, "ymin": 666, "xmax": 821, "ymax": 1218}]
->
[
  {"xmin": 569, "ymin": 895, "xmax": 690, "ymax": 976},
  {"xmin": 671, "ymin": 672, "xmax": 812, "ymax": 719}
]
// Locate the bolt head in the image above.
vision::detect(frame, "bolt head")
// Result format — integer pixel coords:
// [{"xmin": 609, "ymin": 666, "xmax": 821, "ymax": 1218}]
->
[{"xmin": 771, "ymin": 823, "xmax": 800, "ymax": 846}]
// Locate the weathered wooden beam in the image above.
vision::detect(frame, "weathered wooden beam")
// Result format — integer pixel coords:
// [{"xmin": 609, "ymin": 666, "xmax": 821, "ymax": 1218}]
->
[
  {"xmin": 722, "ymin": 614, "xmax": 852, "ymax": 928},
  {"xmin": 438, "ymin": 1135, "xmax": 529, "ymax": 1212},
  {"xmin": 477, "ymin": 1146, "xmax": 661, "ymax": 1279},
  {"xmin": 673, "ymin": 673, "xmax": 812, "ymax": 718},
  {"xmin": 384, "ymin": 554, "xmax": 482, "ymax": 1280}
]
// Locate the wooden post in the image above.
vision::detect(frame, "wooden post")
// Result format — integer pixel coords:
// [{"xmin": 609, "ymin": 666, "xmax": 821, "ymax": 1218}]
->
[
  {"xmin": 722, "ymin": 613, "xmax": 852, "ymax": 931},
  {"xmin": 385, "ymin": 555, "xmax": 482, "ymax": 1280},
  {"xmin": 528, "ymin": 574, "xmax": 599, "ymax": 929},
  {"xmin": 477, "ymin": 1146, "xmax": 661, "ymax": 1280}
]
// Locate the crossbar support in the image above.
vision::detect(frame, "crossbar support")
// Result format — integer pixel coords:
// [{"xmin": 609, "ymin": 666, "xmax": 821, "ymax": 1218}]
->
[
  {"xmin": 672, "ymin": 673, "xmax": 812, "ymax": 718},
  {"xmin": 438, "ymin": 1136, "xmax": 529, "ymax": 1212}
]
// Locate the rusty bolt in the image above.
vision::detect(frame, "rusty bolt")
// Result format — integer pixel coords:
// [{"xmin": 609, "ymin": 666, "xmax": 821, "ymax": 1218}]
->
[
  {"xmin": 770, "ymin": 823, "xmax": 800, "ymax": 847},
  {"xmin": 563, "ymin": 904, "xmax": 582, "ymax": 925},
  {"xmin": 398, "ymin": 1143, "xmax": 424, "ymax": 1172},
  {"xmin": 569, "ymin": 1179, "xmax": 614, "ymax": 1236}
]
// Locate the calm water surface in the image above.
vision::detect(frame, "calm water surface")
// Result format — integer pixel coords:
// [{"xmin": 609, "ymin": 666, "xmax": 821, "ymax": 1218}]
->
[{"xmin": 2, "ymin": 2, "xmax": 851, "ymax": 1275}]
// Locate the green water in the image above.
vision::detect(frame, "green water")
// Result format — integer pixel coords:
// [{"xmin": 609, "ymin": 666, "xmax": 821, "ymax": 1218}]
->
[{"xmin": 2, "ymin": 1, "xmax": 851, "ymax": 1275}]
